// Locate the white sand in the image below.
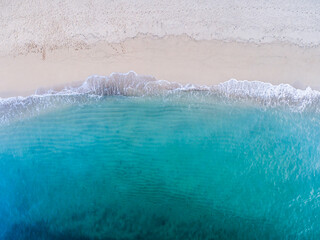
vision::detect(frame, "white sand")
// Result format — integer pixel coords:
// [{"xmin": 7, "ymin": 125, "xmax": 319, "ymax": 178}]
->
[
  {"xmin": 1, "ymin": 0, "xmax": 320, "ymax": 97},
  {"xmin": 2, "ymin": 0, "xmax": 320, "ymax": 54}
]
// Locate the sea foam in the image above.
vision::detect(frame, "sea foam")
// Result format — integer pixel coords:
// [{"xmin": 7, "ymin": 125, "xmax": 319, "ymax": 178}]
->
[{"xmin": 1, "ymin": 72, "xmax": 320, "ymax": 125}]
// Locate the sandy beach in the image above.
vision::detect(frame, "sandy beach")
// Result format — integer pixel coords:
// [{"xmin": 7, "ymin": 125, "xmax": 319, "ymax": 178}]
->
[{"xmin": 1, "ymin": 0, "xmax": 320, "ymax": 97}]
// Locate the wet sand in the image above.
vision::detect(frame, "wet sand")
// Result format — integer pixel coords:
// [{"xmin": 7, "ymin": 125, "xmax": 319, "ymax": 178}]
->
[{"xmin": 1, "ymin": 35, "xmax": 320, "ymax": 97}]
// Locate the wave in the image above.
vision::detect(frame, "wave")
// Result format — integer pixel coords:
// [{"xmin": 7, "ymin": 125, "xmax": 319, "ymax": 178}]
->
[{"xmin": 1, "ymin": 71, "xmax": 320, "ymax": 125}]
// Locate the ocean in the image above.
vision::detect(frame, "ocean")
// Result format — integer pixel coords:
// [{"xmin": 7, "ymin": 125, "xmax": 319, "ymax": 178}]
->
[{"xmin": 1, "ymin": 73, "xmax": 320, "ymax": 239}]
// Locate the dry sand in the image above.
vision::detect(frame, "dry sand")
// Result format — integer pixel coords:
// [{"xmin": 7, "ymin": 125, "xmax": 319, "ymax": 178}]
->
[{"xmin": 0, "ymin": 35, "xmax": 320, "ymax": 97}]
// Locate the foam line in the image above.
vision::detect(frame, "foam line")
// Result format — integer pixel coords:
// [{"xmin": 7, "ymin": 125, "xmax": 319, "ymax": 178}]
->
[{"xmin": 1, "ymin": 72, "xmax": 320, "ymax": 125}]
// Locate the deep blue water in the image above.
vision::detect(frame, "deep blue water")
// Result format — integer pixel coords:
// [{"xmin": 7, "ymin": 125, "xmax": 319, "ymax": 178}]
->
[{"xmin": 1, "ymin": 94, "xmax": 320, "ymax": 239}]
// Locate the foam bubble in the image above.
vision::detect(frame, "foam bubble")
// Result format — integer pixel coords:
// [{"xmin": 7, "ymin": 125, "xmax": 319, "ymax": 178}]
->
[{"xmin": 1, "ymin": 72, "xmax": 320, "ymax": 125}]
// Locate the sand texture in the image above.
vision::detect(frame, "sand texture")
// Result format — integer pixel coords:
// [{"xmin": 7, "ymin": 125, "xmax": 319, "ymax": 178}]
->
[{"xmin": 1, "ymin": 0, "xmax": 320, "ymax": 55}]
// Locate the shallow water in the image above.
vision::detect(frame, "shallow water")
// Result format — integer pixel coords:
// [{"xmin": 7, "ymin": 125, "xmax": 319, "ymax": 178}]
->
[{"xmin": 1, "ymin": 92, "xmax": 320, "ymax": 239}]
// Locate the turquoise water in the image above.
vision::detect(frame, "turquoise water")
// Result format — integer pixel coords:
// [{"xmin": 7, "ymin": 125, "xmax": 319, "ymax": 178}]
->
[{"xmin": 1, "ymin": 92, "xmax": 320, "ymax": 239}]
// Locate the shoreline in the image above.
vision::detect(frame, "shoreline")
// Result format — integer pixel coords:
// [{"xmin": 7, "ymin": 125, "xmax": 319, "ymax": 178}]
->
[{"xmin": 1, "ymin": 35, "xmax": 320, "ymax": 98}]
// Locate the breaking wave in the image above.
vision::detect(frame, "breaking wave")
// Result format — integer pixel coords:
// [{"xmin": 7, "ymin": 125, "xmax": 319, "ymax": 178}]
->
[{"xmin": 1, "ymin": 71, "xmax": 320, "ymax": 125}]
